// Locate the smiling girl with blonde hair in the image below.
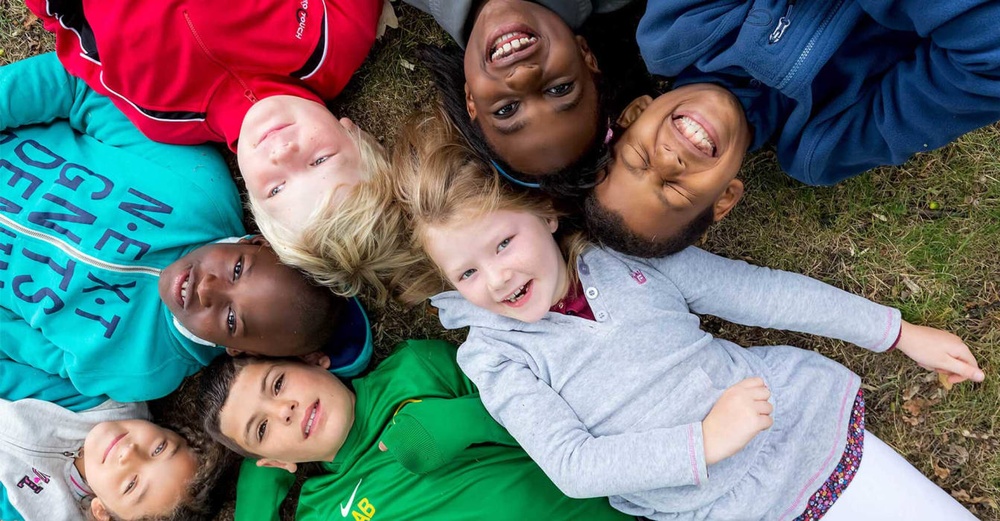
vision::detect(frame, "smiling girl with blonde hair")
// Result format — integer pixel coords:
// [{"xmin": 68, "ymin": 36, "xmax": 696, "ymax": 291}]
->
[{"xmin": 390, "ymin": 113, "xmax": 982, "ymax": 520}]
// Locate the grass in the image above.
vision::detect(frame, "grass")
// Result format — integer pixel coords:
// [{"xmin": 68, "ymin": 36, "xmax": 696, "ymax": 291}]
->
[{"xmin": 3, "ymin": 1, "xmax": 998, "ymax": 518}]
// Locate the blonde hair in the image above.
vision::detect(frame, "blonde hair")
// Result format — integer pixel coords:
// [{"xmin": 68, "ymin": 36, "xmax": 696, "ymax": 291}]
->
[
  {"xmin": 392, "ymin": 109, "xmax": 567, "ymax": 304},
  {"xmin": 249, "ymin": 125, "xmax": 411, "ymax": 303}
]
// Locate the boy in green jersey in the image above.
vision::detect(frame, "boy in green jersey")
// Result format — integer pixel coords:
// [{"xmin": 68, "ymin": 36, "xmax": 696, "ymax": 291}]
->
[{"xmin": 199, "ymin": 339, "xmax": 634, "ymax": 520}]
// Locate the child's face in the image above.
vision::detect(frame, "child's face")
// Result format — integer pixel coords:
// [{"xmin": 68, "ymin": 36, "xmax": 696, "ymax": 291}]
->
[
  {"xmin": 424, "ymin": 209, "xmax": 569, "ymax": 323},
  {"xmin": 237, "ymin": 95, "xmax": 364, "ymax": 230},
  {"xmin": 464, "ymin": 0, "xmax": 600, "ymax": 176},
  {"xmin": 83, "ymin": 420, "xmax": 198, "ymax": 520},
  {"xmin": 159, "ymin": 237, "xmax": 325, "ymax": 356},
  {"xmin": 219, "ymin": 359, "xmax": 355, "ymax": 467},
  {"xmin": 593, "ymin": 84, "xmax": 751, "ymax": 245}
]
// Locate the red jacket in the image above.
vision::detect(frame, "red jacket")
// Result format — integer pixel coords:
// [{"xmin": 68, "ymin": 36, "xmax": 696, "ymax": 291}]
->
[{"xmin": 27, "ymin": 0, "xmax": 383, "ymax": 149}]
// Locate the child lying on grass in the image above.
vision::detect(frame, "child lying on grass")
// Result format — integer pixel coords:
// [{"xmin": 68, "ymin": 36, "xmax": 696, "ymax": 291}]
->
[
  {"xmin": 0, "ymin": 54, "xmax": 371, "ymax": 402},
  {"xmin": 390, "ymin": 114, "xmax": 981, "ymax": 519},
  {"xmin": 0, "ymin": 360, "xmax": 220, "ymax": 521},
  {"xmin": 199, "ymin": 340, "xmax": 636, "ymax": 521}
]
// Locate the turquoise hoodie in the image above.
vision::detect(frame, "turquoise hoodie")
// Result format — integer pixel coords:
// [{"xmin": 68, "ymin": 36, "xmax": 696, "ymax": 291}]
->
[{"xmin": 0, "ymin": 54, "xmax": 245, "ymax": 402}]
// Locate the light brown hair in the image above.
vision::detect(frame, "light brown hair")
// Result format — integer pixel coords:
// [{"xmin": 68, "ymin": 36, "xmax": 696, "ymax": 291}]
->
[{"xmin": 391, "ymin": 109, "xmax": 572, "ymax": 304}]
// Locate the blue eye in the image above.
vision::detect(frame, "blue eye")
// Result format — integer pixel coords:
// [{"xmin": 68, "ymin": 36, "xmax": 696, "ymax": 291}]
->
[
  {"xmin": 460, "ymin": 269, "xmax": 477, "ymax": 281},
  {"xmin": 497, "ymin": 237, "xmax": 511, "ymax": 253},
  {"xmin": 268, "ymin": 183, "xmax": 285, "ymax": 198}
]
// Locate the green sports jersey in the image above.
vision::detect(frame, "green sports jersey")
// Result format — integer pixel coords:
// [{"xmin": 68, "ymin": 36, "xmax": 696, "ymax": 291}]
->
[{"xmin": 236, "ymin": 339, "xmax": 632, "ymax": 521}]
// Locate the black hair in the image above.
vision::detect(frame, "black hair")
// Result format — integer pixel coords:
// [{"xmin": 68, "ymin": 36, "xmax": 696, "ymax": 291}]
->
[
  {"xmin": 199, "ymin": 355, "xmax": 265, "ymax": 460},
  {"xmin": 583, "ymin": 193, "xmax": 717, "ymax": 258},
  {"xmin": 418, "ymin": 44, "xmax": 614, "ymax": 200}
]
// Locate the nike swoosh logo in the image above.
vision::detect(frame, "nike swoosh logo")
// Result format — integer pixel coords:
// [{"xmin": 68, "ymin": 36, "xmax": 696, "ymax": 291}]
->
[{"xmin": 339, "ymin": 478, "xmax": 363, "ymax": 517}]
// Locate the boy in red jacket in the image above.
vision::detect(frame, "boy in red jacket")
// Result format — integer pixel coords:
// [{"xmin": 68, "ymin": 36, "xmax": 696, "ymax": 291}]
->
[{"xmin": 27, "ymin": 0, "xmax": 388, "ymax": 229}]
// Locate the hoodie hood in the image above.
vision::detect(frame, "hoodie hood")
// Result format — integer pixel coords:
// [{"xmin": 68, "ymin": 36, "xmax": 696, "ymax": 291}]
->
[{"xmin": 431, "ymin": 291, "xmax": 555, "ymax": 333}]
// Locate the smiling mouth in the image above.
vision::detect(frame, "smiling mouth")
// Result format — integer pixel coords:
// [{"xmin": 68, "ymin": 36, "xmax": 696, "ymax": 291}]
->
[
  {"xmin": 103, "ymin": 433, "xmax": 126, "ymax": 464},
  {"xmin": 489, "ymin": 31, "xmax": 538, "ymax": 63},
  {"xmin": 501, "ymin": 280, "xmax": 532, "ymax": 306},
  {"xmin": 673, "ymin": 116, "xmax": 717, "ymax": 156},
  {"xmin": 302, "ymin": 400, "xmax": 319, "ymax": 439},
  {"xmin": 173, "ymin": 270, "xmax": 192, "ymax": 309}
]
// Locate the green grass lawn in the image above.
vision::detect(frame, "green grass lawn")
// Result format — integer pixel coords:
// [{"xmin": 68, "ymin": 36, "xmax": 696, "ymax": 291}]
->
[{"xmin": 3, "ymin": 1, "xmax": 997, "ymax": 518}]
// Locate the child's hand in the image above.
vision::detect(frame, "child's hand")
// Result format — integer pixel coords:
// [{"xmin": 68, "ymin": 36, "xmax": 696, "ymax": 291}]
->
[
  {"xmin": 895, "ymin": 321, "xmax": 985, "ymax": 385},
  {"xmin": 702, "ymin": 377, "xmax": 773, "ymax": 466}
]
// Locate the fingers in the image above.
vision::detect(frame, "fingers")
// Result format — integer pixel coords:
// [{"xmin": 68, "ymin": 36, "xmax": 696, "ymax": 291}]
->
[
  {"xmin": 736, "ymin": 377, "xmax": 767, "ymax": 389},
  {"xmin": 940, "ymin": 354, "xmax": 986, "ymax": 384}
]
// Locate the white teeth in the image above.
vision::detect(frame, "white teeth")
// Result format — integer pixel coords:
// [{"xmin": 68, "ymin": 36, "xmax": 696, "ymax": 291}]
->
[
  {"xmin": 490, "ymin": 34, "xmax": 537, "ymax": 61},
  {"xmin": 304, "ymin": 406, "xmax": 316, "ymax": 436},
  {"xmin": 180, "ymin": 279, "xmax": 189, "ymax": 304},
  {"xmin": 504, "ymin": 284, "xmax": 528, "ymax": 303},
  {"xmin": 674, "ymin": 116, "xmax": 716, "ymax": 156}
]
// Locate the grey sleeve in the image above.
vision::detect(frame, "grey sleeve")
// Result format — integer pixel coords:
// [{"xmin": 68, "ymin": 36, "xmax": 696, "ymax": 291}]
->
[
  {"xmin": 457, "ymin": 338, "xmax": 709, "ymax": 498},
  {"xmin": 660, "ymin": 248, "xmax": 901, "ymax": 352},
  {"xmin": 401, "ymin": 0, "xmax": 477, "ymax": 47}
]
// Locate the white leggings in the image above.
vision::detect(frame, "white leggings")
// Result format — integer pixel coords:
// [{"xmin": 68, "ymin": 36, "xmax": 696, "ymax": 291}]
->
[{"xmin": 821, "ymin": 430, "xmax": 977, "ymax": 520}]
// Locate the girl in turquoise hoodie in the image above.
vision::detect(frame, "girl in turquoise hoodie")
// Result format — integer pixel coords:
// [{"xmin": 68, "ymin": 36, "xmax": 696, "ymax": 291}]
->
[{"xmin": 0, "ymin": 54, "xmax": 372, "ymax": 402}]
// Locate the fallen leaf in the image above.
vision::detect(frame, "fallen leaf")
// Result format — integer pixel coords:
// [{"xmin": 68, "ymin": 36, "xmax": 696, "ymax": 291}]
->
[
  {"xmin": 938, "ymin": 372, "xmax": 954, "ymax": 391},
  {"xmin": 400, "ymin": 59, "xmax": 415, "ymax": 71},
  {"xmin": 932, "ymin": 458, "xmax": 950, "ymax": 480},
  {"xmin": 23, "ymin": 12, "xmax": 39, "ymax": 29}
]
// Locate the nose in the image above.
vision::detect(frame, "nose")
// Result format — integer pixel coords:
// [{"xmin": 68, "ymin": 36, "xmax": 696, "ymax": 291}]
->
[
  {"xmin": 485, "ymin": 265, "xmax": 513, "ymax": 294},
  {"xmin": 277, "ymin": 400, "xmax": 297, "ymax": 425},
  {"xmin": 118, "ymin": 441, "xmax": 137, "ymax": 465},
  {"xmin": 504, "ymin": 64, "xmax": 542, "ymax": 91},
  {"xmin": 195, "ymin": 273, "xmax": 225, "ymax": 308},
  {"xmin": 651, "ymin": 144, "xmax": 685, "ymax": 179},
  {"xmin": 269, "ymin": 140, "xmax": 299, "ymax": 164}
]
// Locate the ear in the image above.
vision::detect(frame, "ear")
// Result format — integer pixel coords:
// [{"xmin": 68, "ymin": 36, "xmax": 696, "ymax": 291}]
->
[
  {"xmin": 712, "ymin": 179, "xmax": 744, "ymax": 222},
  {"xmin": 225, "ymin": 347, "xmax": 244, "ymax": 357},
  {"xmin": 617, "ymin": 96, "xmax": 653, "ymax": 128},
  {"xmin": 575, "ymin": 35, "xmax": 600, "ymax": 74},
  {"xmin": 257, "ymin": 458, "xmax": 298, "ymax": 474},
  {"xmin": 545, "ymin": 215, "xmax": 559, "ymax": 233},
  {"xmin": 90, "ymin": 498, "xmax": 111, "ymax": 521},
  {"xmin": 239, "ymin": 235, "xmax": 271, "ymax": 248},
  {"xmin": 298, "ymin": 350, "xmax": 331, "ymax": 370},
  {"xmin": 464, "ymin": 83, "xmax": 477, "ymax": 120}
]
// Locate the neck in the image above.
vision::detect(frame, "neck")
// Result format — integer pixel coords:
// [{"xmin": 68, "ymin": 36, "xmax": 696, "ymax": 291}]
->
[{"xmin": 73, "ymin": 448, "xmax": 88, "ymax": 482}]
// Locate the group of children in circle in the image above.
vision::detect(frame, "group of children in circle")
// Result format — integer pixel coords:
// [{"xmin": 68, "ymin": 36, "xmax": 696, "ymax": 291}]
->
[{"xmin": 3, "ymin": 0, "xmax": 997, "ymax": 519}]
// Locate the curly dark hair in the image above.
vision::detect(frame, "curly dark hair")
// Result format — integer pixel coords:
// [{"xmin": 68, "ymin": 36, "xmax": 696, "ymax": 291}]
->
[
  {"xmin": 583, "ymin": 192, "xmax": 717, "ymax": 258},
  {"xmin": 81, "ymin": 424, "xmax": 227, "ymax": 521},
  {"xmin": 419, "ymin": 44, "xmax": 613, "ymax": 200}
]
